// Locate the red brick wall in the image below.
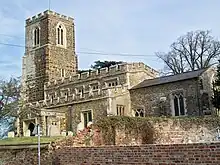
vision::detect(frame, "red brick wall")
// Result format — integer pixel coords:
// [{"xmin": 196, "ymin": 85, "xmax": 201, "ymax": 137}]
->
[
  {"xmin": 1, "ymin": 142, "xmax": 220, "ymax": 164},
  {"xmin": 0, "ymin": 147, "xmax": 52, "ymax": 165},
  {"xmin": 53, "ymin": 142, "xmax": 220, "ymax": 165}
]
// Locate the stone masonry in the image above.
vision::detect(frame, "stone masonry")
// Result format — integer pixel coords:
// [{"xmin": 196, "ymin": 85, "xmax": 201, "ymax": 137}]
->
[
  {"xmin": 24, "ymin": 62, "xmax": 158, "ymax": 136},
  {"xmin": 19, "ymin": 9, "xmax": 216, "ymax": 138},
  {"xmin": 19, "ymin": 10, "xmax": 159, "ymax": 136},
  {"xmin": 130, "ymin": 67, "xmax": 216, "ymax": 117},
  {"xmin": 22, "ymin": 10, "xmax": 77, "ymax": 102}
]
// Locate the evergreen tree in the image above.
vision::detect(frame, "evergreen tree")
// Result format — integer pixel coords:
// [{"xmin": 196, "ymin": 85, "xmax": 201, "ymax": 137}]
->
[
  {"xmin": 78, "ymin": 61, "xmax": 124, "ymax": 74},
  {"xmin": 91, "ymin": 60, "xmax": 123, "ymax": 69},
  {"xmin": 212, "ymin": 60, "xmax": 220, "ymax": 113}
]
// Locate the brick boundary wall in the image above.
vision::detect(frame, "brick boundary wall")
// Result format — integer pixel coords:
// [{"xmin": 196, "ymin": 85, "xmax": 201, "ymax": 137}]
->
[
  {"xmin": 53, "ymin": 142, "xmax": 220, "ymax": 165},
  {"xmin": 1, "ymin": 142, "xmax": 220, "ymax": 164}
]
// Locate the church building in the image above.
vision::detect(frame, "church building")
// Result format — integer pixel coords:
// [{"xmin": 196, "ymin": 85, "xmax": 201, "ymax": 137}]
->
[{"xmin": 18, "ymin": 10, "xmax": 215, "ymax": 137}]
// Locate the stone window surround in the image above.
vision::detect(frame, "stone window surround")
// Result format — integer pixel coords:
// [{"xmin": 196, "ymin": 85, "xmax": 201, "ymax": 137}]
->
[
  {"xmin": 48, "ymin": 86, "xmax": 88, "ymax": 99},
  {"xmin": 169, "ymin": 89, "xmax": 187, "ymax": 116},
  {"xmin": 47, "ymin": 90, "xmax": 61, "ymax": 100},
  {"xmin": 77, "ymin": 86, "xmax": 85, "ymax": 93},
  {"xmin": 60, "ymin": 88, "xmax": 70, "ymax": 97},
  {"xmin": 89, "ymin": 82, "xmax": 101, "ymax": 91},
  {"xmin": 33, "ymin": 26, "xmax": 40, "ymax": 47},
  {"xmin": 45, "ymin": 77, "xmax": 121, "ymax": 100},
  {"xmin": 81, "ymin": 109, "xmax": 93, "ymax": 128},
  {"xmin": 56, "ymin": 22, "xmax": 67, "ymax": 48},
  {"xmin": 117, "ymin": 104, "xmax": 125, "ymax": 116},
  {"xmin": 61, "ymin": 68, "xmax": 66, "ymax": 77},
  {"xmin": 48, "ymin": 93, "xmax": 56, "ymax": 100},
  {"xmin": 75, "ymin": 86, "xmax": 85, "ymax": 98},
  {"xmin": 108, "ymin": 81, "xmax": 118, "ymax": 87},
  {"xmin": 173, "ymin": 94, "xmax": 184, "ymax": 116},
  {"xmin": 104, "ymin": 77, "xmax": 119, "ymax": 88},
  {"xmin": 134, "ymin": 105, "xmax": 145, "ymax": 117}
]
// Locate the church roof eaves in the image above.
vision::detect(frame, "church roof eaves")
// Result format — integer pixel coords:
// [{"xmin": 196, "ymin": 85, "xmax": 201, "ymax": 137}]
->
[{"xmin": 131, "ymin": 68, "xmax": 209, "ymax": 90}]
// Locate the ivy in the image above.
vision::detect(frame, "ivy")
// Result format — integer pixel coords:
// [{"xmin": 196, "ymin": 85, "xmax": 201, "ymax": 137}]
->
[
  {"xmin": 95, "ymin": 116, "xmax": 156, "ymax": 145},
  {"xmin": 95, "ymin": 116, "xmax": 220, "ymax": 144}
]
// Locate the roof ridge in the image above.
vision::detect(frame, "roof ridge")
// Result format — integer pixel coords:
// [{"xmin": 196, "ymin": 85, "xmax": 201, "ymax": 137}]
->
[
  {"xmin": 131, "ymin": 67, "xmax": 209, "ymax": 90},
  {"xmin": 157, "ymin": 68, "xmax": 208, "ymax": 79}
]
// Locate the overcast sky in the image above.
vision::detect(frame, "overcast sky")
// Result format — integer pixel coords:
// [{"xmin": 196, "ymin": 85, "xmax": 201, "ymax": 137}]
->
[{"xmin": 0, "ymin": 0, "xmax": 220, "ymax": 79}]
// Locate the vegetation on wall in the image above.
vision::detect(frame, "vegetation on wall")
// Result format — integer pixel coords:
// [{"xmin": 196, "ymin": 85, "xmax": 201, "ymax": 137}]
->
[
  {"xmin": 95, "ymin": 116, "xmax": 220, "ymax": 145},
  {"xmin": 95, "ymin": 116, "xmax": 156, "ymax": 145}
]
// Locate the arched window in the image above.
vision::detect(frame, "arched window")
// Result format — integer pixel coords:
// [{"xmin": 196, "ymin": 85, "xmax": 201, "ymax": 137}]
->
[
  {"xmin": 33, "ymin": 27, "xmax": 40, "ymax": 46},
  {"xmin": 135, "ymin": 108, "xmax": 145, "ymax": 117},
  {"xmin": 174, "ymin": 96, "xmax": 179, "ymax": 116},
  {"xmin": 179, "ymin": 95, "xmax": 185, "ymax": 115},
  {"xmin": 173, "ymin": 93, "xmax": 185, "ymax": 116},
  {"xmin": 57, "ymin": 23, "xmax": 66, "ymax": 46}
]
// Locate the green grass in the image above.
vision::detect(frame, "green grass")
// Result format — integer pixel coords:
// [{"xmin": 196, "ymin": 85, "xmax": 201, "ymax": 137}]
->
[{"xmin": 0, "ymin": 136, "xmax": 64, "ymax": 145}]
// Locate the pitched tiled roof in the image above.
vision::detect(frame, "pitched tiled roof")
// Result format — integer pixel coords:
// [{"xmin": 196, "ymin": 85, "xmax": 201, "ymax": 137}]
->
[{"xmin": 131, "ymin": 68, "xmax": 208, "ymax": 90}]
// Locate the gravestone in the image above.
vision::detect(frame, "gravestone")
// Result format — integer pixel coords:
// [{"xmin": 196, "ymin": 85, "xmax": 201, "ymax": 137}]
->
[
  {"xmin": 67, "ymin": 131, "xmax": 73, "ymax": 136},
  {"xmin": 61, "ymin": 131, "xmax": 66, "ymax": 136},
  {"xmin": 24, "ymin": 130, "xmax": 30, "ymax": 137},
  {"xmin": 8, "ymin": 131, "xmax": 14, "ymax": 138},
  {"xmin": 48, "ymin": 125, "xmax": 60, "ymax": 136}
]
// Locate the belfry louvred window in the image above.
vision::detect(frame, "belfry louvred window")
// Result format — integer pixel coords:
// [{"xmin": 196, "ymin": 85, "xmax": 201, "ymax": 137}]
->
[
  {"xmin": 34, "ymin": 27, "xmax": 40, "ymax": 46},
  {"xmin": 57, "ymin": 24, "xmax": 65, "ymax": 46}
]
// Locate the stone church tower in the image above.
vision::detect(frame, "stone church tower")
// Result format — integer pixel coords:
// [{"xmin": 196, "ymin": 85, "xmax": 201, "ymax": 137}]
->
[{"xmin": 21, "ymin": 10, "xmax": 78, "ymax": 102}]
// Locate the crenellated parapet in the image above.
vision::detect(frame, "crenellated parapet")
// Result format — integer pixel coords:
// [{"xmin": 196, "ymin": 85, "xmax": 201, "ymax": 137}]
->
[
  {"xmin": 31, "ymin": 85, "xmax": 128, "ymax": 108},
  {"xmin": 45, "ymin": 62, "xmax": 158, "ymax": 89},
  {"xmin": 26, "ymin": 10, "xmax": 74, "ymax": 25}
]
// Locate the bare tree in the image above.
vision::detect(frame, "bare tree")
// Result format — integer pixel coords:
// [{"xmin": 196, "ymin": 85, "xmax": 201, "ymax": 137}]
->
[{"xmin": 157, "ymin": 30, "xmax": 220, "ymax": 75}]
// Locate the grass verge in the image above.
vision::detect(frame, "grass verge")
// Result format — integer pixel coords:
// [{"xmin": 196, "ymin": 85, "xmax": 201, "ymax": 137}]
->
[{"xmin": 0, "ymin": 136, "xmax": 63, "ymax": 145}]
